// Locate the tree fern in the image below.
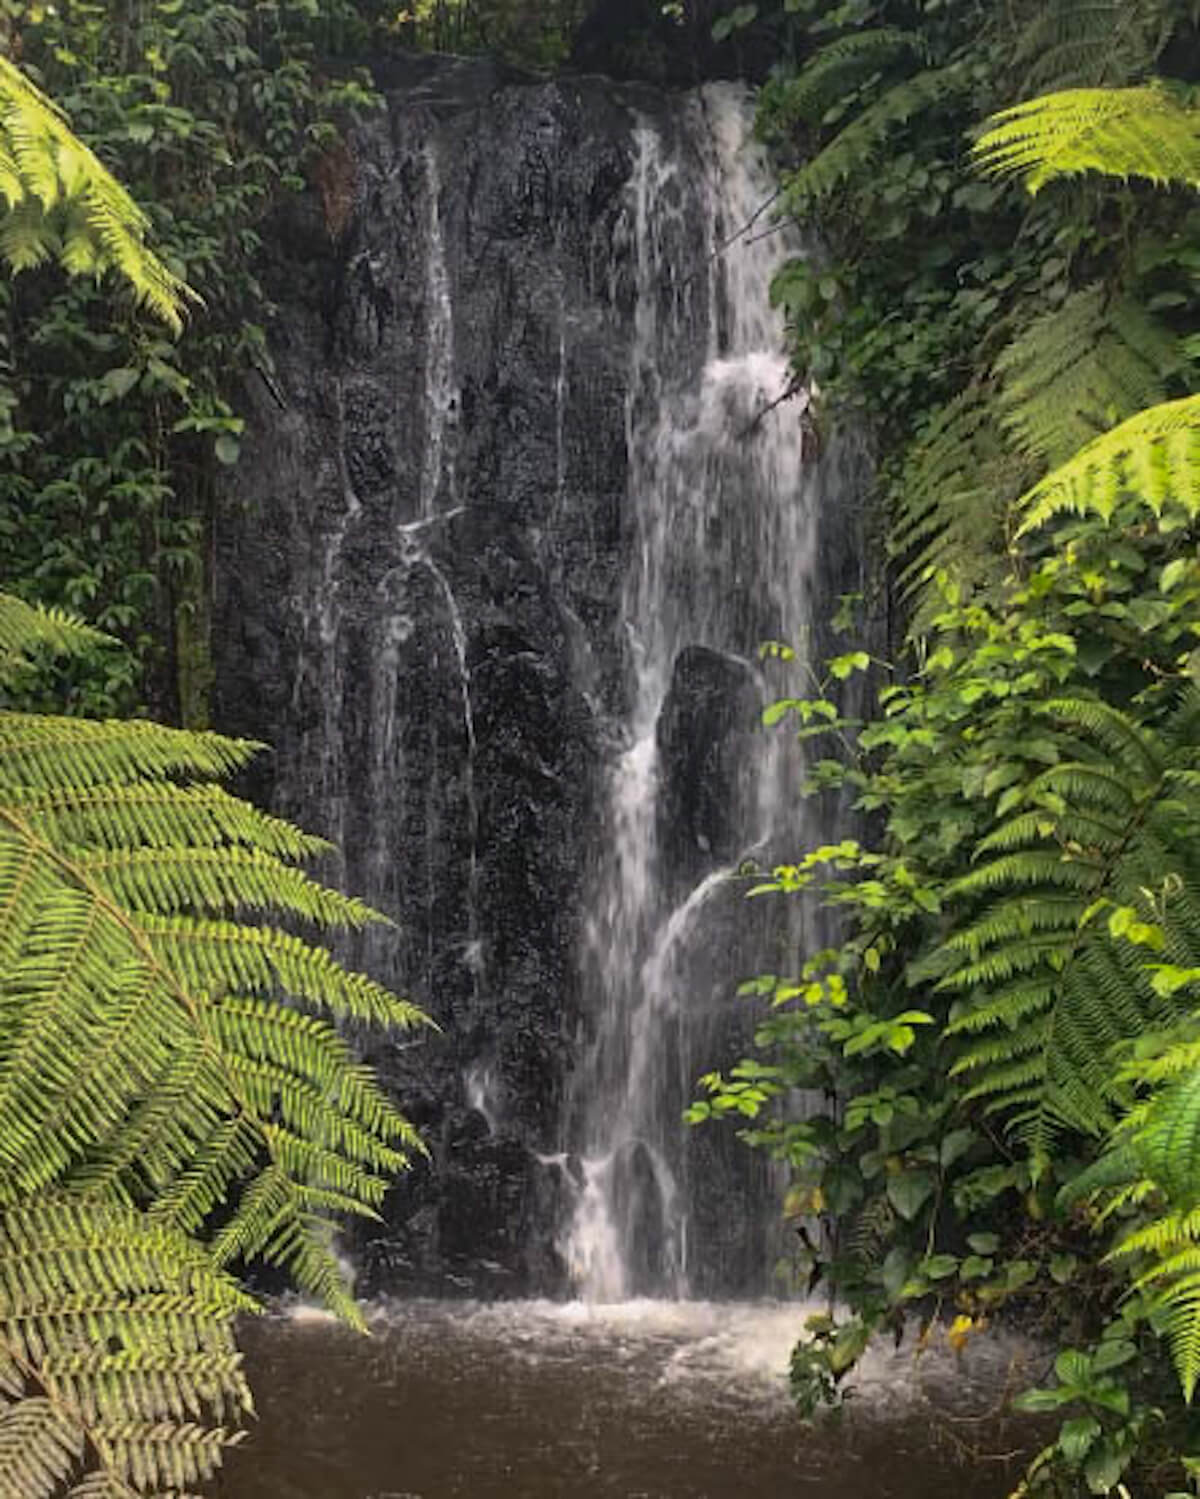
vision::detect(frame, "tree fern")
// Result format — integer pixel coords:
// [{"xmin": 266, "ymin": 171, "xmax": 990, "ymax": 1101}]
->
[
  {"xmin": 766, "ymin": 29, "xmax": 923, "ymax": 130},
  {"xmin": 0, "ymin": 57, "xmax": 193, "ymax": 331},
  {"xmin": 1014, "ymin": 393, "xmax": 1200, "ymax": 535},
  {"xmin": 891, "ymin": 386, "xmax": 1026, "ymax": 607},
  {"xmin": 995, "ymin": 285, "xmax": 1180, "ymax": 466},
  {"xmin": 0, "ymin": 595, "xmax": 430, "ymax": 1492},
  {"xmin": 1012, "ymin": 0, "xmax": 1173, "ymax": 92},
  {"xmin": 942, "ymin": 695, "xmax": 1200, "ymax": 1145},
  {"xmin": 974, "ymin": 85, "xmax": 1200, "ymax": 194},
  {"xmin": 784, "ymin": 65, "xmax": 972, "ymax": 208},
  {"xmin": 0, "ymin": 1197, "xmax": 252, "ymax": 1498}
]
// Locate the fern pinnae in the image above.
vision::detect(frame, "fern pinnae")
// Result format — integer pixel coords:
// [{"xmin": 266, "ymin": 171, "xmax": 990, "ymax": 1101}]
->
[
  {"xmin": 784, "ymin": 64, "xmax": 972, "ymax": 208},
  {"xmin": 775, "ymin": 29, "xmax": 923, "ymax": 126},
  {"xmin": 9, "ymin": 783, "xmax": 330, "ymax": 860},
  {"xmin": 1015, "ymin": 393, "xmax": 1200, "ymax": 535},
  {"xmin": 974, "ymin": 85, "xmax": 1200, "ymax": 194},
  {"xmin": 76, "ymin": 846, "xmax": 383, "ymax": 928},
  {"xmin": 0, "ymin": 717, "xmax": 262, "ymax": 793}
]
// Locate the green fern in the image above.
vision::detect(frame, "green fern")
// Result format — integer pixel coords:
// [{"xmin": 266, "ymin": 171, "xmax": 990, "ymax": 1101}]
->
[
  {"xmin": 0, "ymin": 595, "xmax": 430, "ymax": 1492},
  {"xmin": 1014, "ymin": 393, "xmax": 1200, "ymax": 535},
  {"xmin": 974, "ymin": 85, "xmax": 1200, "ymax": 194},
  {"xmin": 943, "ymin": 695, "xmax": 1200, "ymax": 1145},
  {"xmin": 891, "ymin": 386, "xmax": 1026, "ymax": 607},
  {"xmin": 995, "ymin": 285, "xmax": 1179, "ymax": 466},
  {"xmin": 1012, "ymin": 0, "xmax": 1172, "ymax": 91},
  {"xmin": 0, "ymin": 1196, "xmax": 252, "ymax": 1497},
  {"xmin": 784, "ymin": 65, "xmax": 972, "ymax": 208},
  {"xmin": 0, "ymin": 57, "xmax": 193, "ymax": 331},
  {"xmin": 767, "ymin": 29, "xmax": 923, "ymax": 129}
]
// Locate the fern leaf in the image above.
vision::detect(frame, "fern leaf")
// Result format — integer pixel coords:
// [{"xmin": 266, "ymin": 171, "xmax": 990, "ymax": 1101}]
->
[
  {"xmin": 771, "ymin": 29, "xmax": 923, "ymax": 127},
  {"xmin": 0, "ymin": 596, "xmax": 111, "ymax": 690},
  {"xmin": 785, "ymin": 65, "xmax": 971, "ymax": 208},
  {"xmin": 1014, "ymin": 393, "xmax": 1200, "ymax": 534},
  {"xmin": 1013, "ymin": 0, "xmax": 1172, "ymax": 91},
  {"xmin": 995, "ymin": 285, "xmax": 1178, "ymax": 465},
  {"xmin": 0, "ymin": 1198, "xmax": 251, "ymax": 1495},
  {"xmin": 0, "ymin": 57, "xmax": 194, "ymax": 330},
  {"xmin": 975, "ymin": 84, "xmax": 1200, "ymax": 194}
]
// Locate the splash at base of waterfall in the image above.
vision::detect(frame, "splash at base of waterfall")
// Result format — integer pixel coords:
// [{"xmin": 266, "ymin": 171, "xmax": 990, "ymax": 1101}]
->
[{"xmin": 227, "ymin": 1300, "xmax": 1041, "ymax": 1499}]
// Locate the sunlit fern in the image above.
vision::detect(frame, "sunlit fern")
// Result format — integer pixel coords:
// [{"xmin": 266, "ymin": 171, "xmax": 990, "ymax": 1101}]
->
[
  {"xmin": 0, "ymin": 593, "xmax": 429, "ymax": 1494},
  {"xmin": 0, "ymin": 56, "xmax": 193, "ymax": 332},
  {"xmin": 973, "ymin": 84, "xmax": 1200, "ymax": 194},
  {"xmin": 0, "ymin": 1197, "xmax": 253, "ymax": 1498}
]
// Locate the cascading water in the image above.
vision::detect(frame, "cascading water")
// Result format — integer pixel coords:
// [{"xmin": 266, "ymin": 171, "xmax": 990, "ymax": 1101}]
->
[
  {"xmin": 217, "ymin": 57, "xmax": 869, "ymax": 1296},
  {"xmin": 562, "ymin": 85, "xmax": 825, "ymax": 1301}
]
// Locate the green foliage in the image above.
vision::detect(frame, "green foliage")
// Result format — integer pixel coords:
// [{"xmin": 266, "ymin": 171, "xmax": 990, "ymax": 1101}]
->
[
  {"xmin": 702, "ymin": 11, "xmax": 1200, "ymax": 1489},
  {"xmin": 1017, "ymin": 393, "xmax": 1200, "ymax": 534},
  {"xmin": 0, "ymin": 1197, "xmax": 252, "ymax": 1498},
  {"xmin": 975, "ymin": 86, "xmax": 1200, "ymax": 194},
  {"xmin": 742, "ymin": 0, "xmax": 1199, "ymax": 623},
  {"xmin": 0, "ymin": 0, "xmax": 384, "ymax": 715},
  {"xmin": 0, "ymin": 593, "xmax": 428, "ymax": 1494},
  {"xmin": 383, "ymin": 0, "xmax": 585, "ymax": 68},
  {"xmin": 0, "ymin": 56, "xmax": 191, "ymax": 330}
]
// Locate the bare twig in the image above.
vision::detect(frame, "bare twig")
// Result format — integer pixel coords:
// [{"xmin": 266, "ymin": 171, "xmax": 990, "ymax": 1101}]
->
[
  {"xmin": 736, "ymin": 373, "xmax": 809, "ymax": 439},
  {"xmin": 679, "ymin": 186, "xmax": 787, "ymax": 289}
]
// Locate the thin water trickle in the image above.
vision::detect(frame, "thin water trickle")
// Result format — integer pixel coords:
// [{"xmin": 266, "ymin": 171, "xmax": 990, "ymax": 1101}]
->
[
  {"xmin": 563, "ymin": 84, "xmax": 821, "ymax": 1300},
  {"xmin": 420, "ymin": 142, "xmax": 459, "ymax": 520}
]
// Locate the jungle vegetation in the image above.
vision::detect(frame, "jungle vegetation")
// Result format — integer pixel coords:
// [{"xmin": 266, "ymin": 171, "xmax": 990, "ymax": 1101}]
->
[
  {"xmin": 7, "ymin": 0, "xmax": 1200, "ymax": 1493},
  {"xmin": 692, "ymin": 0, "xmax": 1200, "ymax": 1493},
  {"xmin": 0, "ymin": 26, "xmax": 428, "ymax": 1499}
]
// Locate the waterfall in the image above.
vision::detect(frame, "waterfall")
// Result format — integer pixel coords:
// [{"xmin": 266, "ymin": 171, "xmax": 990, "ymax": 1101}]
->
[
  {"xmin": 562, "ymin": 85, "xmax": 823, "ymax": 1300},
  {"xmin": 216, "ymin": 58, "xmax": 867, "ymax": 1298}
]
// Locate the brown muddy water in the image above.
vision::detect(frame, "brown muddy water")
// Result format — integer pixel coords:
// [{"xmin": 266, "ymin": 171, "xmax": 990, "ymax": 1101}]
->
[{"xmin": 220, "ymin": 1300, "xmax": 1042, "ymax": 1499}]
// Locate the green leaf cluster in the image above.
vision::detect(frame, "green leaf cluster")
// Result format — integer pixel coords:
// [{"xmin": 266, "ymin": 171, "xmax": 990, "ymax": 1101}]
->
[
  {"xmin": 0, "ymin": 593, "xmax": 428, "ymax": 1495},
  {"xmin": 0, "ymin": 0, "xmax": 386, "ymax": 716},
  {"xmin": 702, "ymin": 6, "xmax": 1200, "ymax": 1489}
]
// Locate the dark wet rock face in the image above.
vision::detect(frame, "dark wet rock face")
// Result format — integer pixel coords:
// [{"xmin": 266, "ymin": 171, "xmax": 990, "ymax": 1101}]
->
[{"xmin": 214, "ymin": 55, "xmax": 865, "ymax": 1298}]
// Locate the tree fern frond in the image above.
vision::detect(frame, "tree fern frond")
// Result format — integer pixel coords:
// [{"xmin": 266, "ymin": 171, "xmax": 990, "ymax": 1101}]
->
[
  {"xmin": 1040, "ymin": 698, "xmax": 1164, "ymax": 779},
  {"xmin": 0, "ymin": 715, "xmax": 262, "ymax": 792},
  {"xmin": 945, "ymin": 980, "xmax": 1058, "ymax": 1035},
  {"xmin": 995, "ymin": 285, "xmax": 1178, "ymax": 465},
  {"xmin": 1013, "ymin": 0, "xmax": 1172, "ymax": 91},
  {"xmin": 0, "ymin": 597, "xmax": 111, "ymax": 691},
  {"xmin": 947, "ymin": 850, "xmax": 1102, "ymax": 899},
  {"xmin": 1131, "ymin": 1069, "xmax": 1200, "ymax": 1207},
  {"xmin": 141, "ymin": 916, "xmax": 428, "ymax": 1029},
  {"xmin": 1014, "ymin": 394, "xmax": 1200, "ymax": 534},
  {"xmin": 891, "ymin": 387, "xmax": 1024, "ymax": 610},
  {"xmin": 785, "ymin": 65, "xmax": 972, "ymax": 208},
  {"xmin": 772, "ymin": 29, "xmax": 923, "ymax": 127},
  {"xmin": 0, "ymin": 57, "xmax": 194, "ymax": 330},
  {"xmin": 77, "ymin": 846, "xmax": 382, "ymax": 927},
  {"xmin": 8, "ymin": 783, "xmax": 330, "ymax": 860},
  {"xmin": 0, "ymin": 701, "xmax": 428, "ymax": 1383},
  {"xmin": 974, "ymin": 84, "xmax": 1200, "ymax": 194},
  {"xmin": 1150, "ymin": 1272, "xmax": 1200, "ymax": 1401},
  {"xmin": 0, "ymin": 1198, "xmax": 251, "ymax": 1496}
]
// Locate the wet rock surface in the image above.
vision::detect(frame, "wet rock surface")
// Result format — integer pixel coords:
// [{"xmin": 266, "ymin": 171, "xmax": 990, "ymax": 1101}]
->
[{"xmin": 213, "ymin": 57, "xmax": 866, "ymax": 1295}]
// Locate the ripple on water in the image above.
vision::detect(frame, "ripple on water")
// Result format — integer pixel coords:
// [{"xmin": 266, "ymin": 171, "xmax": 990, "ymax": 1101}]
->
[{"xmin": 222, "ymin": 1299, "xmax": 1042, "ymax": 1499}]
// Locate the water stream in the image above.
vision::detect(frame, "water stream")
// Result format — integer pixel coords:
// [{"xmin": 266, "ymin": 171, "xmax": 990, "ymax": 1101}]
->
[{"xmin": 562, "ymin": 85, "xmax": 822, "ymax": 1300}]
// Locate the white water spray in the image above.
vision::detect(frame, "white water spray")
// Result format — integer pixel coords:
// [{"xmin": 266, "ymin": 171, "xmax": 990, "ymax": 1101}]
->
[{"xmin": 563, "ymin": 85, "xmax": 822, "ymax": 1300}]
